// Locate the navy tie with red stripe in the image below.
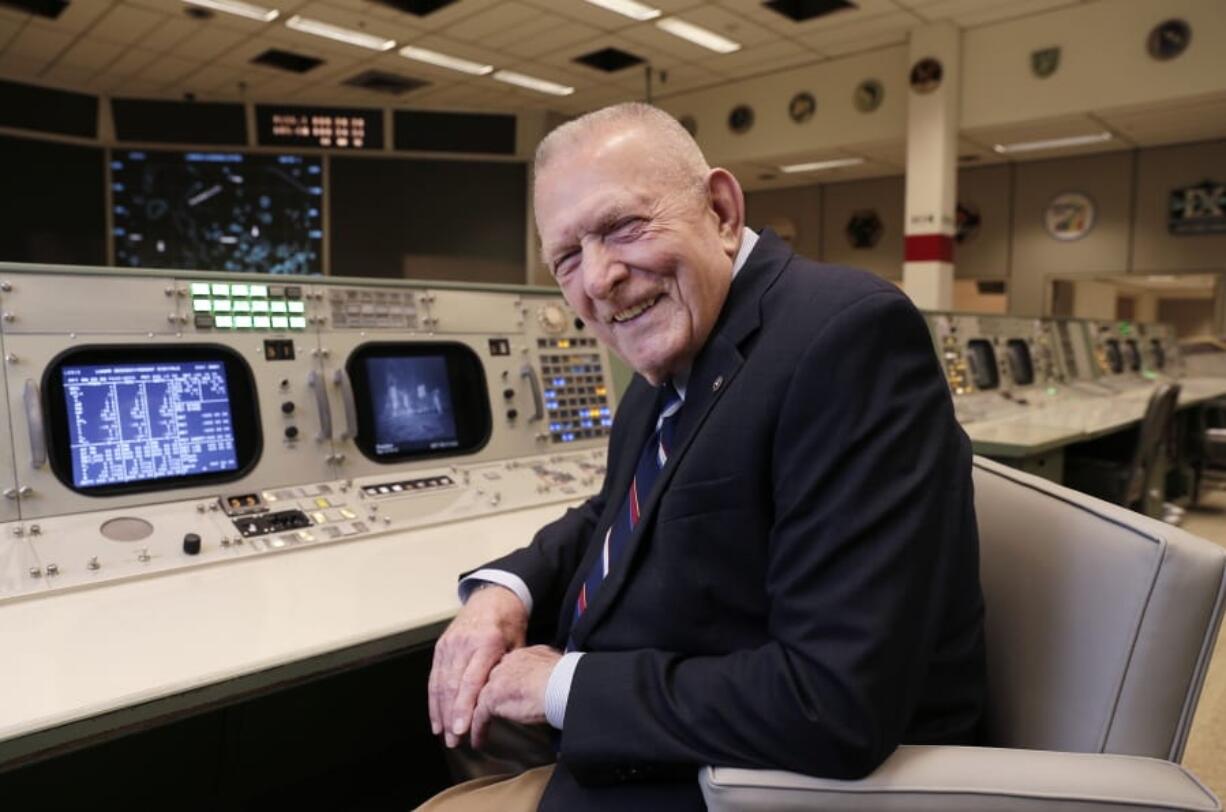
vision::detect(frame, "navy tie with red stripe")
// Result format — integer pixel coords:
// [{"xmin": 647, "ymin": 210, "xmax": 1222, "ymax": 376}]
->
[{"xmin": 570, "ymin": 383, "xmax": 683, "ymax": 646}]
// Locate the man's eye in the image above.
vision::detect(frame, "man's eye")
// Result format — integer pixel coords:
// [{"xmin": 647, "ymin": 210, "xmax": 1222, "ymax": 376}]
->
[
  {"xmin": 611, "ymin": 218, "xmax": 644, "ymax": 239},
  {"xmin": 553, "ymin": 252, "xmax": 578, "ymax": 278}
]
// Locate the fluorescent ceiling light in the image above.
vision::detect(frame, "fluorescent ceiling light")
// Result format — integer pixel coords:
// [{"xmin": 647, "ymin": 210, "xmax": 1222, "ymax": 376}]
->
[
  {"xmin": 779, "ymin": 157, "xmax": 865, "ymax": 173},
  {"xmin": 993, "ymin": 131, "xmax": 1113, "ymax": 154},
  {"xmin": 492, "ymin": 70, "xmax": 574, "ymax": 96},
  {"xmin": 182, "ymin": 0, "xmax": 279, "ymax": 21},
  {"xmin": 655, "ymin": 17, "xmax": 741, "ymax": 54},
  {"xmin": 399, "ymin": 45, "xmax": 493, "ymax": 76},
  {"xmin": 582, "ymin": 0, "xmax": 661, "ymax": 21},
  {"xmin": 285, "ymin": 15, "xmax": 396, "ymax": 51}
]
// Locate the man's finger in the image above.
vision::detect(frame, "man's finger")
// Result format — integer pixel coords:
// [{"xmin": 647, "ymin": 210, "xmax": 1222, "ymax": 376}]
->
[
  {"xmin": 427, "ymin": 641, "xmax": 447, "ymax": 735},
  {"xmin": 448, "ymin": 647, "xmax": 501, "ymax": 737},
  {"xmin": 471, "ymin": 691, "xmax": 495, "ymax": 751}
]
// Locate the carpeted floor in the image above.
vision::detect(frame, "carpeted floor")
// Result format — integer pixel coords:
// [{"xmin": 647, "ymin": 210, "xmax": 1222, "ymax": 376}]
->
[{"xmin": 1175, "ymin": 489, "xmax": 1226, "ymax": 801}]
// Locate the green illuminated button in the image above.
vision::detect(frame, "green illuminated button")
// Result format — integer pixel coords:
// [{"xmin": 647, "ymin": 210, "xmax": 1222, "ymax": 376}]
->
[
  {"xmin": 271, "ymin": 316, "xmax": 289, "ymax": 330},
  {"xmin": 253, "ymin": 315, "xmax": 271, "ymax": 329},
  {"xmin": 287, "ymin": 301, "xmax": 306, "ymax": 314},
  {"xmin": 251, "ymin": 300, "xmax": 269, "ymax": 313},
  {"xmin": 211, "ymin": 283, "xmax": 229, "ymax": 296},
  {"xmin": 250, "ymin": 284, "xmax": 268, "ymax": 297},
  {"xmin": 193, "ymin": 298, "xmax": 211, "ymax": 312},
  {"xmin": 289, "ymin": 316, "xmax": 307, "ymax": 330},
  {"xmin": 212, "ymin": 299, "xmax": 231, "ymax": 312},
  {"xmin": 231, "ymin": 284, "xmax": 249, "ymax": 297},
  {"xmin": 215, "ymin": 315, "xmax": 234, "ymax": 328},
  {"xmin": 270, "ymin": 301, "xmax": 288, "ymax": 314},
  {"xmin": 234, "ymin": 315, "xmax": 253, "ymax": 329},
  {"xmin": 232, "ymin": 300, "xmax": 251, "ymax": 313},
  {"xmin": 190, "ymin": 282, "xmax": 211, "ymax": 296}
]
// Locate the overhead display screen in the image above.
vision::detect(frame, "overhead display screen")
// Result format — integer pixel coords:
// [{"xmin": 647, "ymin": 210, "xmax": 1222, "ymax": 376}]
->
[
  {"xmin": 111, "ymin": 149, "xmax": 323, "ymax": 274},
  {"xmin": 367, "ymin": 355, "xmax": 458, "ymax": 455},
  {"xmin": 62, "ymin": 362, "xmax": 238, "ymax": 489},
  {"xmin": 346, "ymin": 342, "xmax": 490, "ymax": 463},
  {"xmin": 256, "ymin": 104, "xmax": 383, "ymax": 150}
]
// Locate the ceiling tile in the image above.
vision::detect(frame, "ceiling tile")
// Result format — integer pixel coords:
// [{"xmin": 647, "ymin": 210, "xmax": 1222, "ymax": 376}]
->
[
  {"xmin": 56, "ymin": 37, "xmax": 126, "ymax": 71},
  {"xmin": 103, "ymin": 46, "xmax": 161, "ymax": 78},
  {"xmin": 143, "ymin": 15, "xmax": 202, "ymax": 52},
  {"xmin": 40, "ymin": 62, "xmax": 98, "ymax": 88},
  {"xmin": 138, "ymin": 53, "xmax": 205, "ymax": 87},
  {"xmin": 821, "ymin": 28, "xmax": 909, "ymax": 56},
  {"xmin": 952, "ymin": 0, "xmax": 1079, "ymax": 28},
  {"xmin": 42, "ymin": 0, "xmax": 111, "ymax": 32},
  {"xmin": 0, "ymin": 15, "xmax": 21, "ymax": 50},
  {"xmin": 92, "ymin": 3, "xmax": 168, "ymax": 46},
  {"xmin": 669, "ymin": 4, "xmax": 780, "ymax": 49},
  {"xmin": 794, "ymin": 9, "xmax": 913, "ymax": 49},
  {"xmin": 180, "ymin": 64, "xmax": 248, "ymax": 94},
  {"xmin": 4, "ymin": 22, "xmax": 74, "ymax": 61},
  {"xmin": 442, "ymin": 1, "xmax": 541, "ymax": 43},
  {"xmin": 0, "ymin": 52, "xmax": 48, "ymax": 77},
  {"xmin": 697, "ymin": 37, "xmax": 814, "ymax": 74},
  {"xmin": 713, "ymin": 0, "xmax": 905, "ymax": 36},
  {"xmin": 172, "ymin": 25, "xmax": 251, "ymax": 61},
  {"xmin": 498, "ymin": 19, "xmax": 604, "ymax": 60}
]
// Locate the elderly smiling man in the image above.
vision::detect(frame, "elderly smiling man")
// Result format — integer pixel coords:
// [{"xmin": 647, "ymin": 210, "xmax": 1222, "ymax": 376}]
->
[{"xmin": 420, "ymin": 102, "xmax": 986, "ymax": 811}]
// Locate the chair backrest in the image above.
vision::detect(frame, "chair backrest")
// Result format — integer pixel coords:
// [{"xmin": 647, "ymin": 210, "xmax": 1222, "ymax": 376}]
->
[
  {"xmin": 1124, "ymin": 382, "xmax": 1181, "ymax": 506},
  {"xmin": 972, "ymin": 456, "xmax": 1226, "ymax": 761}
]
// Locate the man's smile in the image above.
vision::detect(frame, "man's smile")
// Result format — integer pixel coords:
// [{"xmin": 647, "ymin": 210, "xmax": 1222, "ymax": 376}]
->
[{"xmin": 611, "ymin": 294, "xmax": 661, "ymax": 324}]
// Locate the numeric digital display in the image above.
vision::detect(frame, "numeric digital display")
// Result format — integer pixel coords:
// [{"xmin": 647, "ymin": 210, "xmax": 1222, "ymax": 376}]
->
[{"xmin": 256, "ymin": 104, "xmax": 383, "ymax": 150}]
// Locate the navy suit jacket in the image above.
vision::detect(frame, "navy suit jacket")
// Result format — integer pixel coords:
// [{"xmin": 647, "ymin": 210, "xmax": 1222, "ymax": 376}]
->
[{"xmin": 477, "ymin": 230, "xmax": 986, "ymax": 810}]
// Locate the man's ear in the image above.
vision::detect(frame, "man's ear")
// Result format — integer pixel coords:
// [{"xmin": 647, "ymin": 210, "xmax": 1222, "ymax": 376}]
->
[{"xmin": 706, "ymin": 168, "xmax": 745, "ymax": 258}]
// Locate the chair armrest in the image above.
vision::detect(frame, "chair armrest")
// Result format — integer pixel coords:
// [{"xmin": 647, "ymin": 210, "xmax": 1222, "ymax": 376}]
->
[{"xmin": 699, "ymin": 745, "xmax": 1221, "ymax": 812}]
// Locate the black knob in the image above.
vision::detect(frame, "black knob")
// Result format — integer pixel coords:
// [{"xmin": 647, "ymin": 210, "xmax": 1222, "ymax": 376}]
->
[
  {"xmin": 503, "ymin": 388, "xmax": 515, "ymax": 399},
  {"xmin": 285, "ymin": 425, "xmax": 299, "ymax": 440},
  {"xmin": 281, "ymin": 401, "xmax": 295, "ymax": 414},
  {"xmin": 574, "ymin": 318, "xmax": 585, "ymax": 330},
  {"xmin": 506, "ymin": 408, "xmax": 519, "ymax": 420},
  {"xmin": 279, "ymin": 379, "xmax": 290, "ymax": 389},
  {"xmin": 183, "ymin": 533, "xmax": 201, "ymax": 556}
]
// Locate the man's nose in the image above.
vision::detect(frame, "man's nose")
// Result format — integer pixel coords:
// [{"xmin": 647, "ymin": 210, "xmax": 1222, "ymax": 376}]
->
[{"xmin": 582, "ymin": 244, "xmax": 629, "ymax": 299}]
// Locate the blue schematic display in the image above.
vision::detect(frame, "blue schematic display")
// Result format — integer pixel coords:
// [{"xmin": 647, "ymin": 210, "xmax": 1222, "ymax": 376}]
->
[
  {"xmin": 62, "ymin": 362, "xmax": 240, "ymax": 488},
  {"xmin": 367, "ymin": 356, "xmax": 458, "ymax": 455}
]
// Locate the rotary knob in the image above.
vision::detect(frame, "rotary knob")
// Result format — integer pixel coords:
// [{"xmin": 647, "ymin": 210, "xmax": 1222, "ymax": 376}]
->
[
  {"xmin": 183, "ymin": 533, "xmax": 202, "ymax": 555},
  {"xmin": 537, "ymin": 304, "xmax": 567, "ymax": 334}
]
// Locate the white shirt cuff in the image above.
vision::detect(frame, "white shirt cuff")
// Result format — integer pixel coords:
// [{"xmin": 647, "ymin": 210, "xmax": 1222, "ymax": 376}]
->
[
  {"xmin": 545, "ymin": 651, "xmax": 584, "ymax": 729},
  {"xmin": 458, "ymin": 569, "xmax": 533, "ymax": 614}
]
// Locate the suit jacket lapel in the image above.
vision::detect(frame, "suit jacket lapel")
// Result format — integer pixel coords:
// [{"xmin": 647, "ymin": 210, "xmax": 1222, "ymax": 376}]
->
[{"xmin": 569, "ymin": 230, "xmax": 794, "ymax": 646}]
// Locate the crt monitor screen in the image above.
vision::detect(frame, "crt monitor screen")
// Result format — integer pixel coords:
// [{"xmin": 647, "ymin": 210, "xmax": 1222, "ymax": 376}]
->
[
  {"xmin": 1005, "ymin": 339, "xmax": 1034, "ymax": 386},
  {"xmin": 347, "ymin": 342, "xmax": 490, "ymax": 463},
  {"xmin": 1123, "ymin": 339, "xmax": 1142, "ymax": 372},
  {"xmin": 966, "ymin": 339, "xmax": 1000, "ymax": 391},
  {"xmin": 1150, "ymin": 339, "xmax": 1166, "ymax": 371},
  {"xmin": 44, "ymin": 346, "xmax": 260, "ymax": 495},
  {"xmin": 1105, "ymin": 339, "xmax": 1124, "ymax": 374},
  {"xmin": 367, "ymin": 355, "xmax": 459, "ymax": 455}
]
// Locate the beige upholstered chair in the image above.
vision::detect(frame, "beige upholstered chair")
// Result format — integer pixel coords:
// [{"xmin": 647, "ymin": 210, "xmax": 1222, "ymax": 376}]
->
[{"xmin": 701, "ymin": 456, "xmax": 1226, "ymax": 812}]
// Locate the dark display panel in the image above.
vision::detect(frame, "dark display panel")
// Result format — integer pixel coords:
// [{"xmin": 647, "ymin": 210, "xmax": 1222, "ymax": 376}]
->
[
  {"xmin": 0, "ymin": 78, "xmax": 97, "ymax": 137},
  {"xmin": 330, "ymin": 156, "xmax": 525, "ymax": 280},
  {"xmin": 1005, "ymin": 339, "xmax": 1034, "ymax": 386},
  {"xmin": 44, "ymin": 346, "xmax": 261, "ymax": 496},
  {"xmin": 394, "ymin": 110, "xmax": 515, "ymax": 155},
  {"xmin": 1104, "ymin": 339, "xmax": 1124, "ymax": 374},
  {"xmin": 347, "ymin": 343, "xmax": 490, "ymax": 463},
  {"xmin": 62, "ymin": 362, "xmax": 239, "ymax": 489},
  {"xmin": 1123, "ymin": 339, "xmax": 1141, "ymax": 372},
  {"xmin": 256, "ymin": 104, "xmax": 383, "ymax": 150},
  {"xmin": 111, "ymin": 98, "xmax": 247, "ymax": 145},
  {"xmin": 0, "ymin": 134, "xmax": 105, "ymax": 265},
  {"xmin": 111, "ymin": 149, "xmax": 323, "ymax": 274},
  {"xmin": 966, "ymin": 339, "xmax": 999, "ymax": 391}
]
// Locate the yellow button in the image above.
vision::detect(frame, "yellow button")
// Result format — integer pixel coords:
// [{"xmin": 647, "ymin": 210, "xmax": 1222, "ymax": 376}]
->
[
  {"xmin": 340, "ymin": 508, "xmax": 357, "ymax": 520},
  {"xmin": 315, "ymin": 497, "xmax": 331, "ymax": 508}
]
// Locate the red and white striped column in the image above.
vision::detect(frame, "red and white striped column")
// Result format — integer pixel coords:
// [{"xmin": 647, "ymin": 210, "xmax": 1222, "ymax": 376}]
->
[{"xmin": 902, "ymin": 21, "xmax": 959, "ymax": 310}]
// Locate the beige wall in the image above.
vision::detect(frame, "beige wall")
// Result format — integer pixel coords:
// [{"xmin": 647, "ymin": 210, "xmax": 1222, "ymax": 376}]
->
[
  {"xmin": 1133, "ymin": 140, "xmax": 1226, "ymax": 273},
  {"xmin": 744, "ymin": 186, "xmax": 822, "ymax": 263},
  {"xmin": 954, "ymin": 164, "xmax": 1012, "ymax": 280},
  {"xmin": 821, "ymin": 176, "xmax": 905, "ymax": 280},
  {"xmin": 1158, "ymin": 298, "xmax": 1217, "ymax": 337}
]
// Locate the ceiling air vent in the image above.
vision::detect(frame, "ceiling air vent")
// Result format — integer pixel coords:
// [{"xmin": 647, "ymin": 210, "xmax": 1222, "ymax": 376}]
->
[
  {"xmin": 252, "ymin": 48, "xmax": 324, "ymax": 74},
  {"xmin": 0, "ymin": 0, "xmax": 69, "ymax": 19},
  {"xmin": 371, "ymin": 0, "xmax": 459, "ymax": 15},
  {"xmin": 762, "ymin": 0, "xmax": 856, "ymax": 23},
  {"xmin": 574, "ymin": 47, "xmax": 645, "ymax": 73},
  {"xmin": 343, "ymin": 70, "xmax": 430, "ymax": 95}
]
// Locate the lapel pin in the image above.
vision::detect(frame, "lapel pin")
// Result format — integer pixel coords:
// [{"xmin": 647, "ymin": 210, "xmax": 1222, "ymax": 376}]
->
[{"xmin": 712, "ymin": 375, "xmax": 724, "ymax": 392}]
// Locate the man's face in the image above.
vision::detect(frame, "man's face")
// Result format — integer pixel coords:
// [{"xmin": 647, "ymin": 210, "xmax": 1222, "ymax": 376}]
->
[{"xmin": 534, "ymin": 128, "xmax": 737, "ymax": 386}]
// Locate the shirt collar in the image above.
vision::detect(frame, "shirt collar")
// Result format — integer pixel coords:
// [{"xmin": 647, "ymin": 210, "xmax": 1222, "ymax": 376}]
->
[{"xmin": 671, "ymin": 227, "xmax": 757, "ymax": 401}]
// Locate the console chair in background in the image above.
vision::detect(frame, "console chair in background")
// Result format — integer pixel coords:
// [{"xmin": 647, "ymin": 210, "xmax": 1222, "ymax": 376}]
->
[{"xmin": 701, "ymin": 456, "xmax": 1226, "ymax": 812}]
